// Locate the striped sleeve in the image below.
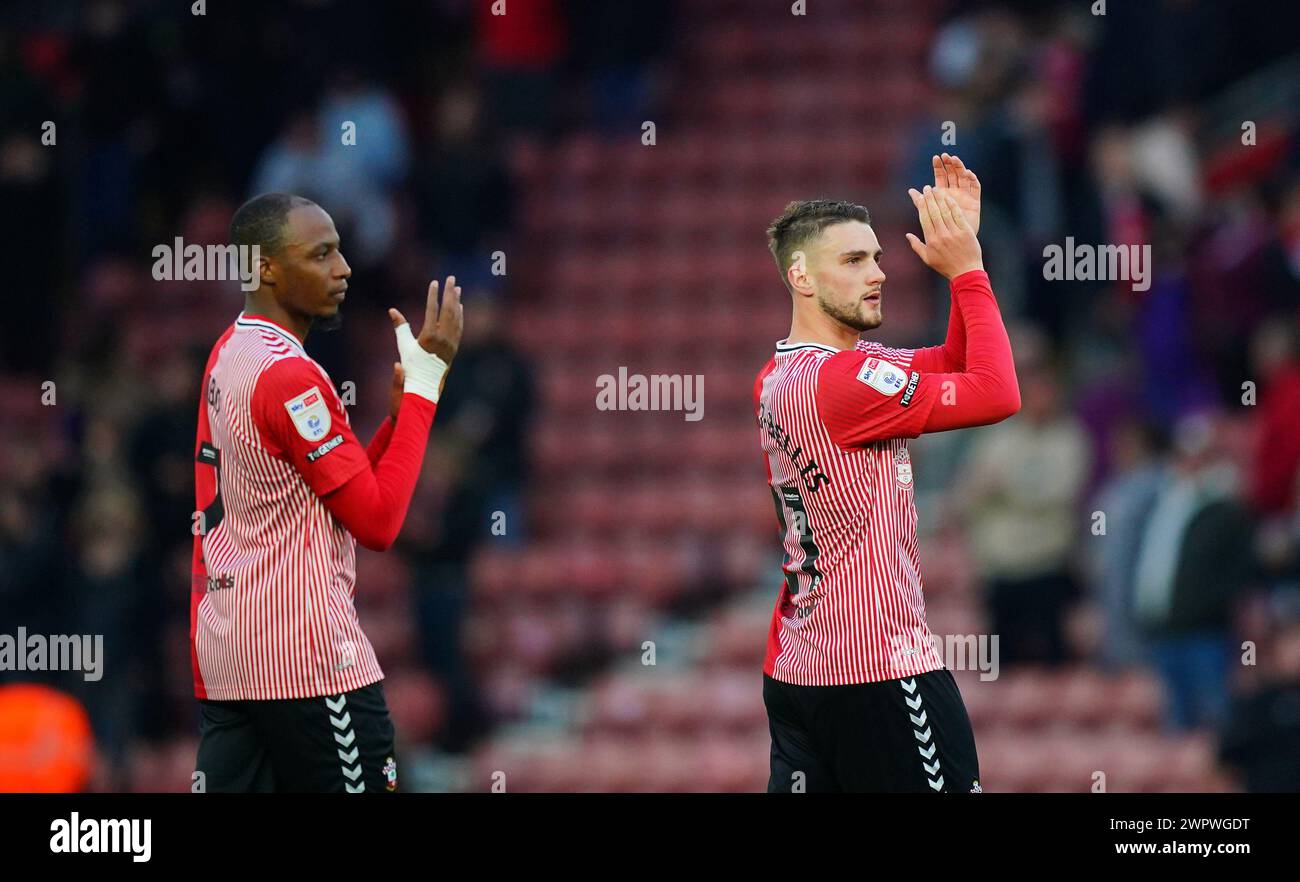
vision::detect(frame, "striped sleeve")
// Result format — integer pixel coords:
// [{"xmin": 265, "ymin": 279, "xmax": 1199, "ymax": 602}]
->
[
  {"xmin": 250, "ymin": 357, "xmax": 371, "ymax": 497},
  {"xmin": 819, "ymin": 270, "xmax": 1019, "ymax": 447},
  {"xmin": 817, "ymin": 350, "xmax": 935, "ymax": 446}
]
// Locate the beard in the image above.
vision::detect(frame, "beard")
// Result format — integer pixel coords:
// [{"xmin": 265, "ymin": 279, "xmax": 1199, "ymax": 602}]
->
[
  {"xmin": 818, "ymin": 291, "xmax": 880, "ymax": 332},
  {"xmin": 313, "ymin": 310, "xmax": 344, "ymax": 332}
]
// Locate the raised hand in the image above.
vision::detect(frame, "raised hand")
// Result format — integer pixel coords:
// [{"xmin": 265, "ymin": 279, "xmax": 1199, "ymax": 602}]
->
[
  {"xmin": 905, "ymin": 186, "xmax": 984, "ymax": 281},
  {"xmin": 931, "ymin": 153, "xmax": 981, "ymax": 237},
  {"xmin": 388, "ymin": 276, "xmax": 463, "ymax": 404},
  {"xmin": 388, "ymin": 276, "xmax": 463, "ymax": 365}
]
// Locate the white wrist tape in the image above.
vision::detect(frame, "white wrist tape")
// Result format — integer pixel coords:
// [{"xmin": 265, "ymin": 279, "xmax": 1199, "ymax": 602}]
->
[{"xmin": 394, "ymin": 322, "xmax": 449, "ymax": 403}]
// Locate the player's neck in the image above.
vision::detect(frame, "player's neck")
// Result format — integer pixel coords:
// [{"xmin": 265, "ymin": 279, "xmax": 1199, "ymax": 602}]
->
[
  {"xmin": 243, "ymin": 296, "xmax": 310, "ymax": 343},
  {"xmin": 786, "ymin": 310, "xmax": 860, "ymax": 351}
]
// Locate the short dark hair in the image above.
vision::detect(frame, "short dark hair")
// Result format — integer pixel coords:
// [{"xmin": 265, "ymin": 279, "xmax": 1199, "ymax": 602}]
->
[
  {"xmin": 766, "ymin": 199, "xmax": 871, "ymax": 288},
  {"xmin": 229, "ymin": 192, "xmax": 317, "ymax": 256}
]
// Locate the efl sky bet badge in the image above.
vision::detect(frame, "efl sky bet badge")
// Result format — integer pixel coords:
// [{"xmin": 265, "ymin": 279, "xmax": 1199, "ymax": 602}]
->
[
  {"xmin": 384, "ymin": 756, "xmax": 398, "ymax": 791},
  {"xmin": 856, "ymin": 357, "xmax": 908, "ymax": 396},
  {"xmin": 284, "ymin": 386, "xmax": 331, "ymax": 442},
  {"xmin": 894, "ymin": 447, "xmax": 913, "ymax": 488}
]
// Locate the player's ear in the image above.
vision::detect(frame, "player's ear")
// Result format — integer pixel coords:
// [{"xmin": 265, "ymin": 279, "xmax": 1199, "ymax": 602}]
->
[
  {"xmin": 787, "ymin": 251, "xmax": 812, "ymax": 296},
  {"xmin": 257, "ymin": 253, "xmax": 276, "ymax": 288}
]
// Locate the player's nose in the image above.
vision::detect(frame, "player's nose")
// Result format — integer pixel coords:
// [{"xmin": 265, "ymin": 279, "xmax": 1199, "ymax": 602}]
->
[{"xmin": 335, "ymin": 252, "xmax": 352, "ymax": 279}]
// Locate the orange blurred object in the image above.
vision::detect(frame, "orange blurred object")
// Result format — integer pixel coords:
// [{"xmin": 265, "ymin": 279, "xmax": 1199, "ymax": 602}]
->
[{"xmin": 0, "ymin": 684, "xmax": 95, "ymax": 792}]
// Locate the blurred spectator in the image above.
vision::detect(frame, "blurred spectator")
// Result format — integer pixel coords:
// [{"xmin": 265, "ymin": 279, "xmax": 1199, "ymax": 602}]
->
[
  {"xmin": 66, "ymin": 479, "xmax": 146, "ymax": 785},
  {"xmin": 126, "ymin": 347, "xmax": 201, "ymax": 740},
  {"xmin": 1218, "ymin": 620, "xmax": 1300, "ymax": 792},
  {"xmin": 1131, "ymin": 204, "xmax": 1220, "ymax": 424},
  {"xmin": 565, "ymin": 0, "xmax": 675, "ymax": 133},
  {"xmin": 1246, "ymin": 317, "xmax": 1300, "ymax": 516},
  {"xmin": 249, "ymin": 87, "xmax": 405, "ymax": 268},
  {"xmin": 68, "ymin": 0, "xmax": 158, "ymax": 261},
  {"xmin": 959, "ymin": 352, "xmax": 1090, "ymax": 666},
  {"xmin": 432, "ymin": 289, "xmax": 535, "ymax": 519},
  {"xmin": 1132, "ymin": 413, "xmax": 1253, "ymax": 731},
  {"xmin": 0, "ymin": 485, "xmax": 66, "ymax": 642},
  {"xmin": 1081, "ymin": 0, "xmax": 1231, "ymax": 126},
  {"xmin": 318, "ymin": 68, "xmax": 411, "ymax": 190},
  {"xmin": 248, "ymin": 111, "xmax": 328, "ymax": 208},
  {"xmin": 1086, "ymin": 418, "xmax": 1169, "ymax": 669},
  {"xmin": 476, "ymin": 0, "xmax": 566, "ymax": 136},
  {"xmin": 415, "ymin": 82, "xmax": 514, "ymax": 262},
  {"xmin": 396, "ymin": 287, "xmax": 534, "ymax": 752},
  {"xmin": 1189, "ymin": 182, "xmax": 1300, "ymax": 402}
]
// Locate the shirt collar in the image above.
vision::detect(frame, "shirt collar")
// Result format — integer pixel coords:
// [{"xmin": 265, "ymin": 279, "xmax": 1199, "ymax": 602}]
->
[
  {"xmin": 775, "ymin": 338, "xmax": 840, "ymax": 354},
  {"xmin": 237, "ymin": 312, "xmax": 306, "ymax": 351}
]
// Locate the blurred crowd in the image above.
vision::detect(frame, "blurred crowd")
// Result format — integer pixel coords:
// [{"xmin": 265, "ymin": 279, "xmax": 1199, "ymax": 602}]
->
[
  {"xmin": 911, "ymin": 1, "xmax": 1300, "ymax": 790},
  {"xmin": 0, "ymin": 0, "xmax": 670, "ymax": 789},
  {"xmin": 0, "ymin": 0, "xmax": 1298, "ymax": 792}
]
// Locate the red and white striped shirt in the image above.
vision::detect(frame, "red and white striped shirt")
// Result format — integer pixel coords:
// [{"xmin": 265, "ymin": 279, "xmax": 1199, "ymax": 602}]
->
[
  {"xmin": 191, "ymin": 313, "xmax": 382, "ymax": 700},
  {"xmin": 756, "ymin": 269, "xmax": 1018, "ymax": 686}
]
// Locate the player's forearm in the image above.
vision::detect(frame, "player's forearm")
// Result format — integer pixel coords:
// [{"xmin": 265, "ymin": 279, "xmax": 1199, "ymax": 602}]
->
[
  {"xmin": 907, "ymin": 286, "xmax": 969, "ymax": 374},
  {"xmin": 941, "ymin": 284, "xmax": 968, "ymax": 371},
  {"xmin": 323, "ymin": 394, "xmax": 437, "ymax": 551},
  {"xmin": 362, "ymin": 394, "xmax": 438, "ymax": 549},
  {"xmin": 365, "ymin": 416, "xmax": 395, "ymax": 467},
  {"xmin": 922, "ymin": 270, "xmax": 1019, "ymax": 432}
]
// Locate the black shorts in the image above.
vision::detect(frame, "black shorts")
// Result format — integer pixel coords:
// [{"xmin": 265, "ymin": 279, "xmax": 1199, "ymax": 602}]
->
[
  {"xmin": 764, "ymin": 668, "xmax": 981, "ymax": 793},
  {"xmin": 195, "ymin": 681, "xmax": 399, "ymax": 793}
]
